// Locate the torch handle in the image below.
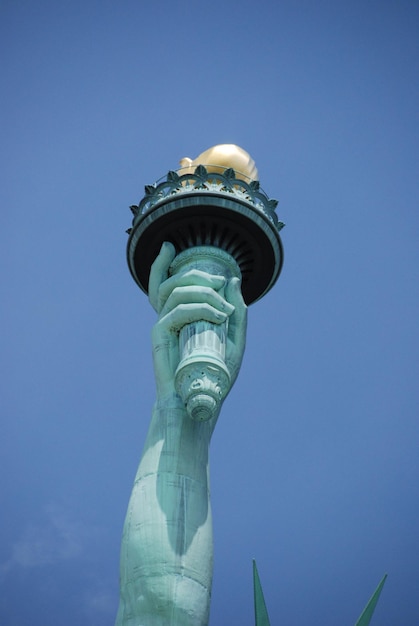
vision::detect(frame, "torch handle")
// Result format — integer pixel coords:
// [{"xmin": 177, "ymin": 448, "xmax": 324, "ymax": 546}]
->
[{"xmin": 169, "ymin": 246, "xmax": 241, "ymax": 421}]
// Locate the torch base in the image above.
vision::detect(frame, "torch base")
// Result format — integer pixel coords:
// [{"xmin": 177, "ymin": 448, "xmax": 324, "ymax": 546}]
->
[{"xmin": 175, "ymin": 357, "xmax": 231, "ymax": 422}]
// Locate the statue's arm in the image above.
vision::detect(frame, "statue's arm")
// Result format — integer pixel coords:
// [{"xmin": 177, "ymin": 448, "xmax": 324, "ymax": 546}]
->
[{"xmin": 116, "ymin": 243, "xmax": 247, "ymax": 626}]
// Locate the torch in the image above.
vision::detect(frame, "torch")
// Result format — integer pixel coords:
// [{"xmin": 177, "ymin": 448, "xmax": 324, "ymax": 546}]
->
[{"xmin": 126, "ymin": 145, "xmax": 284, "ymax": 421}]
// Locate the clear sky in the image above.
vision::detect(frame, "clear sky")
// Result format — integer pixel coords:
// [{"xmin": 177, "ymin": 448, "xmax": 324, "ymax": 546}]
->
[{"xmin": 2, "ymin": 1, "xmax": 419, "ymax": 625}]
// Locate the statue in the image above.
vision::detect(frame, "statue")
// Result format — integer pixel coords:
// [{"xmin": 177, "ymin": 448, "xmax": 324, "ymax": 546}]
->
[
  {"xmin": 117, "ymin": 144, "xmax": 284, "ymax": 625},
  {"xmin": 115, "ymin": 240, "xmax": 247, "ymax": 625},
  {"xmin": 116, "ymin": 145, "xmax": 387, "ymax": 625}
]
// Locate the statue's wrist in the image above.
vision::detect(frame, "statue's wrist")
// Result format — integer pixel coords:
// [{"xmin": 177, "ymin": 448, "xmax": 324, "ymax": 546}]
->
[{"xmin": 154, "ymin": 387, "xmax": 185, "ymax": 412}]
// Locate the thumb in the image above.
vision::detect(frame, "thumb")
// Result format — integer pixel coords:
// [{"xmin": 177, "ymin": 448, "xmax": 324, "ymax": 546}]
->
[{"xmin": 148, "ymin": 242, "xmax": 176, "ymax": 312}]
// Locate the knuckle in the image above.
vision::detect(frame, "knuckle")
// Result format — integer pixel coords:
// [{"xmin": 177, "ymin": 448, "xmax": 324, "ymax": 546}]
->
[{"xmin": 186, "ymin": 269, "xmax": 205, "ymax": 279}]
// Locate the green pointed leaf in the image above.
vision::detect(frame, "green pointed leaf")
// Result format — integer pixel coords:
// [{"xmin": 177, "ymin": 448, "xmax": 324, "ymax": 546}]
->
[
  {"xmin": 223, "ymin": 167, "xmax": 236, "ymax": 179},
  {"xmin": 354, "ymin": 574, "xmax": 387, "ymax": 626},
  {"xmin": 167, "ymin": 170, "xmax": 180, "ymax": 182},
  {"xmin": 144, "ymin": 184, "xmax": 156, "ymax": 195},
  {"xmin": 194, "ymin": 164, "xmax": 208, "ymax": 178},
  {"xmin": 125, "ymin": 228, "xmax": 132, "ymax": 235},
  {"xmin": 267, "ymin": 198, "xmax": 279, "ymax": 210},
  {"xmin": 129, "ymin": 204, "xmax": 139, "ymax": 215},
  {"xmin": 253, "ymin": 560, "xmax": 271, "ymax": 626},
  {"xmin": 249, "ymin": 180, "xmax": 260, "ymax": 191},
  {"xmin": 277, "ymin": 221, "xmax": 285, "ymax": 231}
]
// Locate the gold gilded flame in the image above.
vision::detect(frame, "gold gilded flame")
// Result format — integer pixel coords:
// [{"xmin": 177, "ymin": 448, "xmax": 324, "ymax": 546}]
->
[{"xmin": 179, "ymin": 144, "xmax": 258, "ymax": 182}]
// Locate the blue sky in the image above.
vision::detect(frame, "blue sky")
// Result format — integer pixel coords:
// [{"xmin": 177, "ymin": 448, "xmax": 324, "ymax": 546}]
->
[{"xmin": 2, "ymin": 1, "xmax": 418, "ymax": 625}]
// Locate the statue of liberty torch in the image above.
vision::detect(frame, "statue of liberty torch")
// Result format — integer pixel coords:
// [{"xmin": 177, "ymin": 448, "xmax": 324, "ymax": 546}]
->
[{"xmin": 116, "ymin": 144, "xmax": 284, "ymax": 626}]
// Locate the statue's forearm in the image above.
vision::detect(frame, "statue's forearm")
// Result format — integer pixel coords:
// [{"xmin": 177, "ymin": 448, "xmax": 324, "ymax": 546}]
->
[
  {"xmin": 116, "ymin": 402, "xmax": 214, "ymax": 626},
  {"xmin": 117, "ymin": 242, "xmax": 246, "ymax": 625}
]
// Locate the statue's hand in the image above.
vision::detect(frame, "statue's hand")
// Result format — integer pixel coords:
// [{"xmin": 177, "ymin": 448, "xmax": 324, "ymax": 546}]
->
[{"xmin": 149, "ymin": 242, "xmax": 247, "ymax": 404}]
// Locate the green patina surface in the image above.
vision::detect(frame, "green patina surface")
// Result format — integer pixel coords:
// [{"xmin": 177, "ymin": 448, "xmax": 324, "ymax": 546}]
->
[
  {"xmin": 119, "ymin": 147, "xmax": 387, "ymax": 625},
  {"xmin": 253, "ymin": 560, "xmax": 271, "ymax": 626},
  {"xmin": 252, "ymin": 563, "xmax": 386, "ymax": 626},
  {"xmin": 354, "ymin": 575, "xmax": 387, "ymax": 626},
  {"xmin": 127, "ymin": 165, "xmax": 284, "ymax": 232}
]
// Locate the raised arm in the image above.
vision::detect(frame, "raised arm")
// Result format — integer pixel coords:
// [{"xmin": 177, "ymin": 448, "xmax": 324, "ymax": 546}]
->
[{"xmin": 116, "ymin": 242, "xmax": 247, "ymax": 626}]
